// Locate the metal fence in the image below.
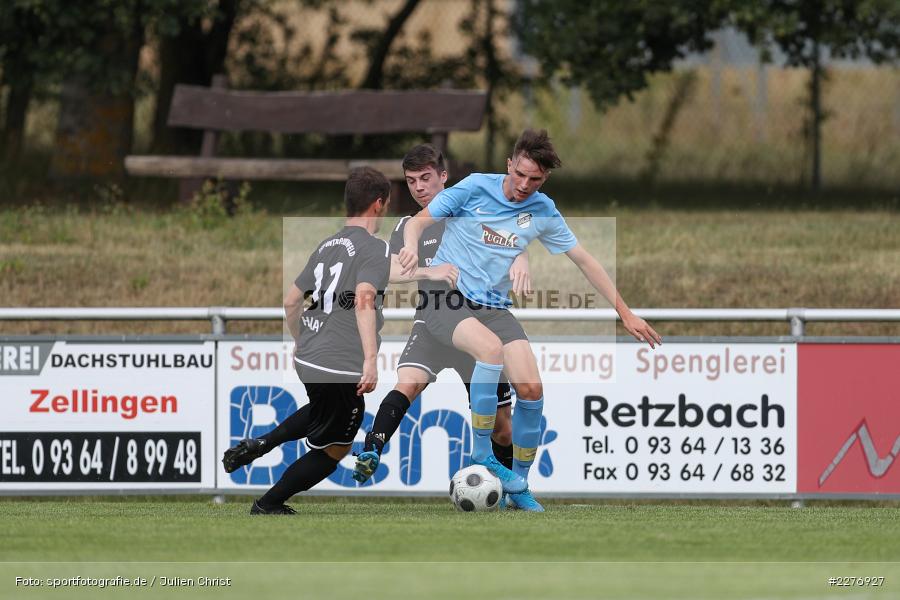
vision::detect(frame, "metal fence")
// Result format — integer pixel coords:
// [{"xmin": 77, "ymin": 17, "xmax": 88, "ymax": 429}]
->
[{"xmin": 1, "ymin": 307, "xmax": 899, "ymax": 336}]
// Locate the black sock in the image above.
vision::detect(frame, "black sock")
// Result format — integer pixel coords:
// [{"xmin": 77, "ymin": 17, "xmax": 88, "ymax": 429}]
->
[
  {"xmin": 258, "ymin": 448, "xmax": 338, "ymax": 507},
  {"xmin": 260, "ymin": 404, "xmax": 312, "ymax": 448},
  {"xmin": 366, "ymin": 390, "xmax": 411, "ymax": 453},
  {"xmin": 492, "ymin": 437, "xmax": 513, "ymax": 470}
]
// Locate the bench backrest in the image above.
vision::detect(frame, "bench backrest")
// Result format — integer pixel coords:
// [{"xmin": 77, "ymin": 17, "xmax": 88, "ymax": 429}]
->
[{"xmin": 167, "ymin": 85, "xmax": 487, "ymax": 135}]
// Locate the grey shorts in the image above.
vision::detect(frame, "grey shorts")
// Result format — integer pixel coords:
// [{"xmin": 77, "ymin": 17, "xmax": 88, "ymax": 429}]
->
[
  {"xmin": 419, "ymin": 285, "xmax": 528, "ymax": 348},
  {"xmin": 397, "ymin": 320, "xmax": 513, "ymax": 407}
]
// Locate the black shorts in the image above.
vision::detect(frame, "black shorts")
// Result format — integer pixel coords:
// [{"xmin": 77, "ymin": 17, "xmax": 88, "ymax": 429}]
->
[
  {"xmin": 295, "ymin": 364, "xmax": 365, "ymax": 449},
  {"xmin": 420, "ymin": 285, "xmax": 528, "ymax": 348},
  {"xmin": 398, "ymin": 320, "xmax": 513, "ymax": 407}
]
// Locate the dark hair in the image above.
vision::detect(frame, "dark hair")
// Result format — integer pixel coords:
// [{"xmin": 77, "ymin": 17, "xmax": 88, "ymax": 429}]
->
[
  {"xmin": 402, "ymin": 144, "xmax": 447, "ymax": 175},
  {"xmin": 512, "ymin": 128, "xmax": 562, "ymax": 171},
  {"xmin": 345, "ymin": 167, "xmax": 391, "ymax": 216}
]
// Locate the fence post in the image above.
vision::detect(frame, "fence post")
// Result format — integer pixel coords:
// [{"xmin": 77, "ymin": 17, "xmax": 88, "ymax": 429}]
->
[
  {"xmin": 210, "ymin": 308, "xmax": 226, "ymax": 505},
  {"xmin": 211, "ymin": 314, "xmax": 226, "ymax": 335},
  {"xmin": 788, "ymin": 308, "xmax": 805, "ymax": 337}
]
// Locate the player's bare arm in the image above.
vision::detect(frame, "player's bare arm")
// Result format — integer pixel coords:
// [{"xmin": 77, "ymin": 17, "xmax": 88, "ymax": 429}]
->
[
  {"xmin": 509, "ymin": 250, "xmax": 533, "ymax": 296},
  {"xmin": 389, "ymin": 255, "xmax": 458, "ymax": 288},
  {"xmin": 354, "ymin": 281, "xmax": 379, "ymax": 395},
  {"xmin": 564, "ymin": 243, "xmax": 662, "ymax": 348},
  {"xmin": 399, "ymin": 206, "xmax": 438, "ymax": 277},
  {"xmin": 283, "ymin": 284, "xmax": 304, "ymax": 344}
]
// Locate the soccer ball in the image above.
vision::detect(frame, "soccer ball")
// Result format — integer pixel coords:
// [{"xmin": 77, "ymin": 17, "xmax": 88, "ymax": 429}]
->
[{"xmin": 449, "ymin": 465, "xmax": 503, "ymax": 512}]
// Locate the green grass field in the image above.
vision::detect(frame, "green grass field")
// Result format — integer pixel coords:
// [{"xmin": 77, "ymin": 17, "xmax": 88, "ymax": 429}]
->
[{"xmin": 2, "ymin": 497, "xmax": 899, "ymax": 599}]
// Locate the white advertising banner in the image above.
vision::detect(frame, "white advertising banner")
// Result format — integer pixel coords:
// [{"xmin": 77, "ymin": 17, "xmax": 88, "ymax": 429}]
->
[
  {"xmin": 538, "ymin": 343, "xmax": 797, "ymax": 494},
  {"xmin": 217, "ymin": 341, "xmax": 797, "ymax": 495},
  {"xmin": 0, "ymin": 341, "xmax": 216, "ymax": 491}
]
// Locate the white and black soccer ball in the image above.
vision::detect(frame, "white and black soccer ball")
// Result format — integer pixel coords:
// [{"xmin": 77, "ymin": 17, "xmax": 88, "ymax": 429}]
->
[{"xmin": 449, "ymin": 465, "xmax": 503, "ymax": 512}]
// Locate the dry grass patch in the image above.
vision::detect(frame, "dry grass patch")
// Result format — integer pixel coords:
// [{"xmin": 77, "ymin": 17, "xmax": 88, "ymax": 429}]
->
[{"xmin": 0, "ymin": 206, "xmax": 897, "ymax": 337}]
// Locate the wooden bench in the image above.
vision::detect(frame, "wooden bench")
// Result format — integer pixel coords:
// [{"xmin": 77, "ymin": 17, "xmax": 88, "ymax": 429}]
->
[{"xmin": 125, "ymin": 77, "xmax": 487, "ymax": 205}]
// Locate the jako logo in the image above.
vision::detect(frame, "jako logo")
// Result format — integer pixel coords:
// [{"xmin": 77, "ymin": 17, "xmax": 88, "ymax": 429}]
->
[
  {"xmin": 819, "ymin": 419, "xmax": 900, "ymax": 487},
  {"xmin": 228, "ymin": 385, "xmax": 557, "ymax": 487}
]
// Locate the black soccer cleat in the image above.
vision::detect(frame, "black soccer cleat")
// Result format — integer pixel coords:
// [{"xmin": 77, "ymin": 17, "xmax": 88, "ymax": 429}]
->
[
  {"xmin": 222, "ymin": 438, "xmax": 268, "ymax": 473},
  {"xmin": 250, "ymin": 500, "xmax": 297, "ymax": 515}
]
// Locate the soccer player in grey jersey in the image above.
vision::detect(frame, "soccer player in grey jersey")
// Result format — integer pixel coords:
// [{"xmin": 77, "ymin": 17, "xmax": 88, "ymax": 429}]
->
[{"xmin": 222, "ymin": 167, "xmax": 392, "ymax": 514}]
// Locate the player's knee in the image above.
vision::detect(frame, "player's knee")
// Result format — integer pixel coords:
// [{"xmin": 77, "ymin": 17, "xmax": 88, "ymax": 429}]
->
[
  {"xmin": 474, "ymin": 338, "xmax": 503, "ymax": 364},
  {"xmin": 514, "ymin": 382, "xmax": 543, "ymax": 401},
  {"xmin": 395, "ymin": 381, "xmax": 424, "ymax": 400},
  {"xmin": 324, "ymin": 444, "xmax": 352, "ymax": 461}
]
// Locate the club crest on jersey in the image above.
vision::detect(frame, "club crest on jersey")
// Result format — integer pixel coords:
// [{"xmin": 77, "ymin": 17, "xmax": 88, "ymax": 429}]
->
[
  {"xmin": 481, "ymin": 224, "xmax": 519, "ymax": 248},
  {"xmin": 516, "ymin": 212, "xmax": 533, "ymax": 229}
]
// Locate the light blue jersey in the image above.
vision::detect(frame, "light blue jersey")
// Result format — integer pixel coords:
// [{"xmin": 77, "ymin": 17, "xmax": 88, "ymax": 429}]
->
[{"xmin": 428, "ymin": 173, "xmax": 577, "ymax": 308}]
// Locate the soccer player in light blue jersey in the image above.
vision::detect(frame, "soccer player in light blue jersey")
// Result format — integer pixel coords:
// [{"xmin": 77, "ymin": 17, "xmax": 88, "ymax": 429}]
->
[{"xmin": 398, "ymin": 129, "xmax": 661, "ymax": 511}]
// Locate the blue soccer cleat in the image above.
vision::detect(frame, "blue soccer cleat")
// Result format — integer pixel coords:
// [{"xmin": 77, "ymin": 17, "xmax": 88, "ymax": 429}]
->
[
  {"xmin": 473, "ymin": 454, "xmax": 528, "ymax": 494},
  {"xmin": 353, "ymin": 450, "xmax": 381, "ymax": 483},
  {"xmin": 507, "ymin": 489, "xmax": 544, "ymax": 512}
]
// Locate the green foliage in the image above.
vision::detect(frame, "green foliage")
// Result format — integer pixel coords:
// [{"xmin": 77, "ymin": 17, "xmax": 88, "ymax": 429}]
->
[
  {"xmin": 731, "ymin": 0, "xmax": 900, "ymax": 67},
  {"xmin": 180, "ymin": 179, "xmax": 253, "ymax": 230},
  {"xmin": 0, "ymin": 0, "xmax": 211, "ymax": 96},
  {"xmin": 93, "ymin": 182, "xmax": 133, "ymax": 217},
  {"xmin": 129, "ymin": 274, "xmax": 149, "ymax": 293},
  {"xmin": 0, "ymin": 201, "xmax": 77, "ymax": 245},
  {"xmin": 513, "ymin": 0, "xmax": 899, "ymax": 113},
  {"xmin": 513, "ymin": 1, "xmax": 730, "ymax": 111},
  {"xmin": 0, "ymin": 257, "xmax": 25, "ymax": 276},
  {"xmin": 228, "ymin": 1, "xmax": 351, "ymax": 91},
  {"xmin": 728, "ymin": 0, "xmax": 899, "ymax": 190},
  {"xmin": 231, "ymin": 181, "xmax": 254, "ymax": 217}
]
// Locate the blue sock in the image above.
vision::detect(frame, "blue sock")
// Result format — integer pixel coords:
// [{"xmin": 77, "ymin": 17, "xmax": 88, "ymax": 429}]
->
[
  {"xmin": 512, "ymin": 396, "xmax": 543, "ymax": 479},
  {"xmin": 470, "ymin": 361, "xmax": 503, "ymax": 462}
]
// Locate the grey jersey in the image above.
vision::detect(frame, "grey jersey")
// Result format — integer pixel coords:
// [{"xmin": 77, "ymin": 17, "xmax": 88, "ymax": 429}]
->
[
  {"xmin": 294, "ymin": 225, "xmax": 390, "ymax": 376},
  {"xmin": 389, "ymin": 215, "xmax": 446, "ymax": 268},
  {"xmin": 390, "ymin": 215, "xmax": 447, "ymax": 318}
]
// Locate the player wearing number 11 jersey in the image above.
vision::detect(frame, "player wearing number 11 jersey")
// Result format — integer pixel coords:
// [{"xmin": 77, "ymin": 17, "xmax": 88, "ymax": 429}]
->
[{"xmin": 222, "ymin": 167, "xmax": 392, "ymax": 514}]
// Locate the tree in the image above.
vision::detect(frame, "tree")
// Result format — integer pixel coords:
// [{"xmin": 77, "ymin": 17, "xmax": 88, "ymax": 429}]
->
[
  {"xmin": 731, "ymin": 0, "xmax": 900, "ymax": 191},
  {"xmin": 150, "ymin": 0, "xmax": 239, "ymax": 154},
  {"xmin": 358, "ymin": 0, "xmax": 422, "ymax": 90},
  {"xmin": 512, "ymin": 0, "xmax": 730, "ymax": 111},
  {"xmin": 0, "ymin": 2, "xmax": 48, "ymax": 162},
  {"xmin": 40, "ymin": 1, "xmax": 217, "ymax": 179},
  {"xmin": 49, "ymin": 1, "xmax": 147, "ymax": 179}
]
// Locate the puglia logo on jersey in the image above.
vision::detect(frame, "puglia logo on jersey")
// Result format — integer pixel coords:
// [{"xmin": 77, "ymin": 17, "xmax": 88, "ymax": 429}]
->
[{"xmin": 481, "ymin": 224, "xmax": 519, "ymax": 248}]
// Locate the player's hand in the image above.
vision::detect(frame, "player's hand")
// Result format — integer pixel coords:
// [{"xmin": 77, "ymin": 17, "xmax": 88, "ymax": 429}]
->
[
  {"xmin": 398, "ymin": 245, "xmax": 418, "ymax": 278},
  {"xmin": 509, "ymin": 256, "xmax": 533, "ymax": 296},
  {"xmin": 621, "ymin": 312, "xmax": 662, "ymax": 348},
  {"xmin": 428, "ymin": 263, "xmax": 458, "ymax": 288},
  {"xmin": 357, "ymin": 357, "xmax": 378, "ymax": 395}
]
